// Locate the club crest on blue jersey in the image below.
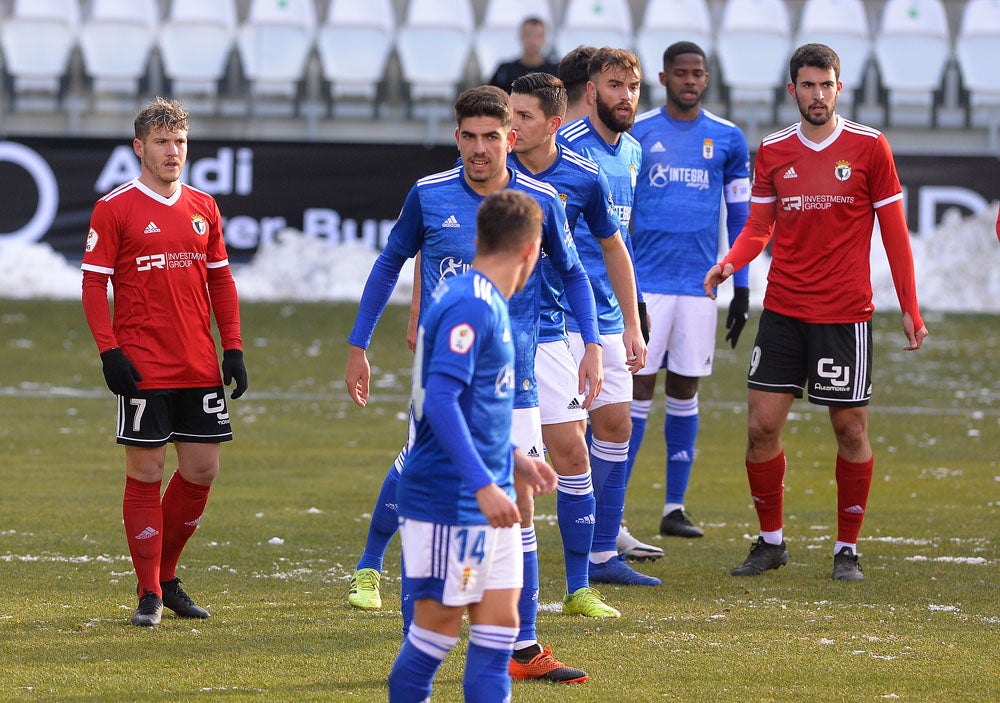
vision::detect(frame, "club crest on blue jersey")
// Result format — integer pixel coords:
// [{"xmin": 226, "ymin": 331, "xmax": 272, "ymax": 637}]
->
[{"xmin": 702, "ymin": 139, "xmax": 714, "ymax": 160}]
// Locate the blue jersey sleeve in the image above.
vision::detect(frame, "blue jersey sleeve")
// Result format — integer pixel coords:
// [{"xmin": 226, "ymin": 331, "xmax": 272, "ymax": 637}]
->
[
  {"xmin": 424, "ymin": 372, "xmax": 494, "ymax": 493},
  {"xmin": 581, "ymin": 167, "xmax": 621, "ymax": 240},
  {"xmin": 542, "ymin": 199, "xmax": 600, "ymax": 345},
  {"xmin": 384, "ymin": 186, "xmax": 425, "ymax": 260},
  {"xmin": 347, "ymin": 247, "xmax": 409, "ymax": 348}
]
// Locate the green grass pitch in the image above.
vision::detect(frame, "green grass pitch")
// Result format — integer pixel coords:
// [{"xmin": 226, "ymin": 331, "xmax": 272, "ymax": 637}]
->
[{"xmin": 0, "ymin": 300, "xmax": 996, "ymax": 702}]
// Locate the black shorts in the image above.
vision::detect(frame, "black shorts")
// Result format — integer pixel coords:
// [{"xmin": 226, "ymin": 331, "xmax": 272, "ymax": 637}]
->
[
  {"xmin": 116, "ymin": 387, "xmax": 234, "ymax": 447},
  {"xmin": 747, "ymin": 309, "xmax": 872, "ymax": 407}
]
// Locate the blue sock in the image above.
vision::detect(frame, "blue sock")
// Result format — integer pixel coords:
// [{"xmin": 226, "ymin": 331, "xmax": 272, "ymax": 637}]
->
[
  {"xmin": 516, "ymin": 527, "xmax": 538, "ymax": 646},
  {"xmin": 664, "ymin": 396, "xmax": 699, "ymax": 506},
  {"xmin": 356, "ymin": 453, "xmax": 405, "ymax": 571},
  {"xmin": 400, "ymin": 550, "xmax": 413, "ymax": 637},
  {"xmin": 626, "ymin": 399, "xmax": 651, "ymax": 482},
  {"xmin": 557, "ymin": 472, "xmax": 595, "ymax": 593},
  {"xmin": 388, "ymin": 623, "xmax": 456, "ymax": 702},
  {"xmin": 465, "ymin": 625, "xmax": 516, "ymax": 703},
  {"xmin": 590, "ymin": 438, "xmax": 629, "ymax": 555}
]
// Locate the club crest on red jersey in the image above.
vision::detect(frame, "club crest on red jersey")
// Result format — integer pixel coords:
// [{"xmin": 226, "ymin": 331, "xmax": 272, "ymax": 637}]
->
[
  {"xmin": 834, "ymin": 160, "xmax": 852, "ymax": 182},
  {"xmin": 191, "ymin": 214, "xmax": 207, "ymax": 235}
]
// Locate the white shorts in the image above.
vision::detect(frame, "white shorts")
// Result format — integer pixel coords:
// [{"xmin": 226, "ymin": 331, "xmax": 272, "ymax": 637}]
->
[
  {"xmin": 639, "ymin": 292, "xmax": 718, "ymax": 378},
  {"xmin": 511, "ymin": 406, "xmax": 543, "ymax": 460},
  {"xmin": 536, "ymin": 340, "xmax": 587, "ymax": 426},
  {"xmin": 568, "ymin": 331, "xmax": 633, "ymax": 408},
  {"xmin": 399, "ymin": 517, "xmax": 523, "ymax": 606}
]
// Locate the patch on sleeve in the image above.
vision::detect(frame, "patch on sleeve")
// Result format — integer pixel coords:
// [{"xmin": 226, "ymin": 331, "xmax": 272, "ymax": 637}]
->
[
  {"xmin": 85, "ymin": 229, "xmax": 99, "ymax": 252},
  {"xmin": 449, "ymin": 324, "xmax": 475, "ymax": 354}
]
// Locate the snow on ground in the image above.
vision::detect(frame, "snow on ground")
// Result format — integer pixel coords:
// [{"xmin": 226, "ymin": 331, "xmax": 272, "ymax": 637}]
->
[{"xmin": 1, "ymin": 204, "xmax": 996, "ymax": 312}]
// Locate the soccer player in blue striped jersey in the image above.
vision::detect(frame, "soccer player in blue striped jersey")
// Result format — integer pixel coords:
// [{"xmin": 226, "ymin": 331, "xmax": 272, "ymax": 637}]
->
[
  {"xmin": 507, "ymin": 71, "xmax": 646, "ymax": 626},
  {"xmin": 557, "ymin": 47, "xmax": 663, "ymax": 586},
  {"xmin": 388, "ymin": 190, "xmax": 561, "ymax": 702},
  {"xmin": 628, "ymin": 41, "xmax": 752, "ymax": 540},
  {"xmin": 344, "ymin": 85, "xmax": 599, "ymax": 684}
]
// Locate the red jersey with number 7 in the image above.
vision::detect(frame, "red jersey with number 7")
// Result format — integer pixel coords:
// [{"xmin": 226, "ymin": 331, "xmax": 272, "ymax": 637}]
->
[
  {"xmin": 750, "ymin": 118, "xmax": 904, "ymax": 323},
  {"xmin": 81, "ymin": 179, "xmax": 238, "ymax": 388}
]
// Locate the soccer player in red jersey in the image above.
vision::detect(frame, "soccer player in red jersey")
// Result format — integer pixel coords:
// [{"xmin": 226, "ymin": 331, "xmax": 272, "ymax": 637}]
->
[
  {"xmin": 81, "ymin": 98, "xmax": 247, "ymax": 626},
  {"xmin": 704, "ymin": 44, "xmax": 928, "ymax": 581}
]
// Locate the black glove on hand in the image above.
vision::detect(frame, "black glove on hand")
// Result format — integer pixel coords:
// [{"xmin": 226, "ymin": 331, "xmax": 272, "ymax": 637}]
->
[
  {"xmin": 100, "ymin": 347, "xmax": 142, "ymax": 396},
  {"xmin": 222, "ymin": 349, "xmax": 248, "ymax": 399},
  {"xmin": 638, "ymin": 300, "xmax": 650, "ymax": 343},
  {"xmin": 725, "ymin": 287, "xmax": 750, "ymax": 349}
]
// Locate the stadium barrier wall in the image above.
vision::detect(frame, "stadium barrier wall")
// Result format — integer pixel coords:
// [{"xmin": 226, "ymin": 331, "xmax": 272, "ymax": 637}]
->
[{"xmin": 1, "ymin": 138, "xmax": 998, "ymax": 262}]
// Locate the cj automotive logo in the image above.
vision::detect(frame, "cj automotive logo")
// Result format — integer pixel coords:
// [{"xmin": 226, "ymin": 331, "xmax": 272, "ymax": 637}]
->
[{"xmin": 815, "ymin": 357, "xmax": 850, "ymax": 389}]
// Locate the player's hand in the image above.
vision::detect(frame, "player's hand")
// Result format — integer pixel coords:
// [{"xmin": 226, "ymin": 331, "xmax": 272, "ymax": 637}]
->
[
  {"xmin": 578, "ymin": 342, "xmax": 604, "ymax": 410},
  {"xmin": 513, "ymin": 449, "xmax": 557, "ymax": 497},
  {"xmin": 100, "ymin": 347, "xmax": 142, "ymax": 396},
  {"xmin": 703, "ymin": 263, "xmax": 734, "ymax": 299},
  {"xmin": 623, "ymin": 326, "xmax": 647, "ymax": 374},
  {"xmin": 902, "ymin": 312, "xmax": 928, "ymax": 351},
  {"xmin": 222, "ymin": 349, "xmax": 248, "ymax": 399},
  {"xmin": 725, "ymin": 287, "xmax": 750, "ymax": 349},
  {"xmin": 475, "ymin": 483, "xmax": 521, "ymax": 528},
  {"xmin": 345, "ymin": 345, "xmax": 371, "ymax": 407},
  {"xmin": 637, "ymin": 300, "xmax": 650, "ymax": 343}
]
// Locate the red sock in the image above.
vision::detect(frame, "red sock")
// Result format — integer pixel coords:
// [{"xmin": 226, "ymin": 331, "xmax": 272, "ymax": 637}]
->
[
  {"xmin": 747, "ymin": 452, "xmax": 786, "ymax": 533},
  {"xmin": 159, "ymin": 470, "xmax": 211, "ymax": 582},
  {"xmin": 123, "ymin": 476, "xmax": 163, "ymax": 597},
  {"xmin": 836, "ymin": 454, "xmax": 874, "ymax": 545}
]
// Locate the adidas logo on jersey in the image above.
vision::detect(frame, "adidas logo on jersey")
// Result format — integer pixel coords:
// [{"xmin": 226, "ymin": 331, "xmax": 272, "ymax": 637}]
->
[
  {"xmin": 144, "ymin": 221, "xmax": 161, "ymax": 234},
  {"xmin": 526, "ymin": 446, "xmax": 541, "ymax": 458},
  {"xmin": 134, "ymin": 526, "xmax": 159, "ymax": 540},
  {"xmin": 575, "ymin": 514, "xmax": 596, "ymax": 525},
  {"xmin": 843, "ymin": 504, "xmax": 865, "ymax": 514},
  {"xmin": 566, "ymin": 398, "xmax": 582, "ymax": 410},
  {"xmin": 783, "ymin": 167, "xmax": 798, "ymax": 179},
  {"xmin": 650, "ymin": 141, "xmax": 666, "ymax": 153},
  {"xmin": 441, "ymin": 215, "xmax": 460, "ymax": 228}
]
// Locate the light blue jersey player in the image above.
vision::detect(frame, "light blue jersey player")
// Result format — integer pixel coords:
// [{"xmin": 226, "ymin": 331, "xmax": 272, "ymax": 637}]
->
[
  {"xmin": 553, "ymin": 47, "xmax": 664, "ymax": 587},
  {"xmin": 389, "ymin": 190, "xmax": 562, "ymax": 702},
  {"xmin": 627, "ymin": 41, "xmax": 752, "ymax": 540},
  {"xmin": 345, "ymin": 86, "xmax": 596, "ymax": 684}
]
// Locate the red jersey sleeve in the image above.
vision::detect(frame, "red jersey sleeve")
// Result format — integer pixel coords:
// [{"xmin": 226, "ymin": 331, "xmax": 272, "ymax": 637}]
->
[{"xmin": 876, "ymin": 199, "xmax": 923, "ymax": 331}]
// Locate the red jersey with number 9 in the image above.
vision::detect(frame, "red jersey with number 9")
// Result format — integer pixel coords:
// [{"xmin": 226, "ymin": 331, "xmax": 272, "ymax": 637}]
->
[{"xmin": 750, "ymin": 118, "xmax": 904, "ymax": 323}]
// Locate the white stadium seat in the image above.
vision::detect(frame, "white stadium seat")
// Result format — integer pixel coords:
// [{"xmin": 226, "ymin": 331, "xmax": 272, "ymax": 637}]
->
[
  {"xmin": 873, "ymin": 0, "xmax": 951, "ymax": 126},
  {"xmin": 555, "ymin": 0, "xmax": 634, "ymax": 59},
  {"xmin": 237, "ymin": 0, "xmax": 317, "ymax": 103},
  {"xmin": 78, "ymin": 0, "xmax": 159, "ymax": 99},
  {"xmin": 0, "ymin": 0, "xmax": 80, "ymax": 102},
  {"xmin": 794, "ymin": 0, "xmax": 872, "ymax": 111},
  {"xmin": 955, "ymin": 0, "xmax": 1000, "ymax": 141},
  {"xmin": 316, "ymin": 0, "xmax": 395, "ymax": 112},
  {"xmin": 475, "ymin": 0, "xmax": 554, "ymax": 84},
  {"xmin": 158, "ymin": 0, "xmax": 238, "ymax": 98},
  {"xmin": 395, "ymin": 0, "xmax": 474, "ymax": 106},
  {"xmin": 715, "ymin": 0, "xmax": 792, "ymax": 137},
  {"xmin": 634, "ymin": 0, "xmax": 713, "ymax": 95}
]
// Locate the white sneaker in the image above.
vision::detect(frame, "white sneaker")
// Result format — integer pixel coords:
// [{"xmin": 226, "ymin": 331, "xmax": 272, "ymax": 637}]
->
[{"xmin": 616, "ymin": 525, "xmax": 664, "ymax": 562}]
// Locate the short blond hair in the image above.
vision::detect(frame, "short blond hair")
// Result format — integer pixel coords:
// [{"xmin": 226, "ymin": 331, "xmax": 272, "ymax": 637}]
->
[{"xmin": 134, "ymin": 97, "xmax": 189, "ymax": 140}]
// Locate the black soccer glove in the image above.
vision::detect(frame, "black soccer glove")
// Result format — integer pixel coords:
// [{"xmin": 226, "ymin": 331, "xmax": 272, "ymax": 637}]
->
[
  {"xmin": 100, "ymin": 347, "xmax": 142, "ymax": 396},
  {"xmin": 725, "ymin": 287, "xmax": 750, "ymax": 349},
  {"xmin": 637, "ymin": 300, "xmax": 650, "ymax": 343},
  {"xmin": 222, "ymin": 349, "xmax": 248, "ymax": 399}
]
